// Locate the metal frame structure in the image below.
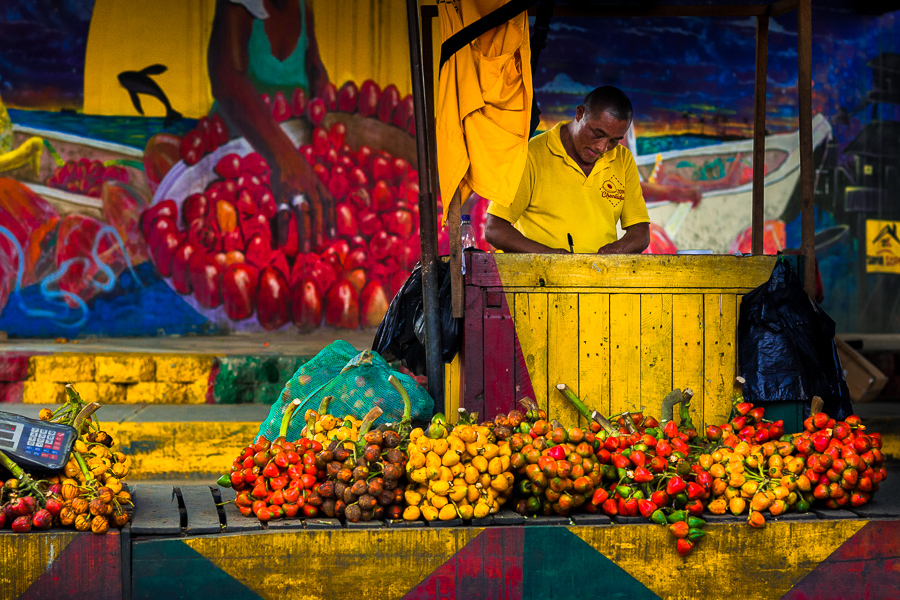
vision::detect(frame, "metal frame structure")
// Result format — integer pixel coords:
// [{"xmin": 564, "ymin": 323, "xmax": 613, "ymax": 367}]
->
[{"xmin": 405, "ymin": 0, "xmax": 816, "ymax": 413}]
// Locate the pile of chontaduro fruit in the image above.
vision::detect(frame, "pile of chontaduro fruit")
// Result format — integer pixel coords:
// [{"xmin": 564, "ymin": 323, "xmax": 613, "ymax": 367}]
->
[
  {"xmin": 0, "ymin": 385, "xmax": 133, "ymax": 535},
  {"xmin": 313, "ymin": 424, "xmax": 407, "ymax": 522}
]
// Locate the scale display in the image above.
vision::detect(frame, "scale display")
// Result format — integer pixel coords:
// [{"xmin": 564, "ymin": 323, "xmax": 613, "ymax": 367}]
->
[{"xmin": 0, "ymin": 412, "xmax": 78, "ymax": 471}]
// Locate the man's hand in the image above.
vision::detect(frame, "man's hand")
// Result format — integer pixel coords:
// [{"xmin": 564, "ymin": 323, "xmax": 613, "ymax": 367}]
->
[
  {"xmin": 597, "ymin": 222, "xmax": 650, "ymax": 254},
  {"xmin": 272, "ymin": 151, "xmax": 335, "ymax": 247},
  {"xmin": 485, "ymin": 214, "xmax": 569, "ymax": 254}
]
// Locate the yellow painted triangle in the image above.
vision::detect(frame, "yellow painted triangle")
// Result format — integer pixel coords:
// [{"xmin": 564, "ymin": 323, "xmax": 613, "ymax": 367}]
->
[
  {"xmin": 185, "ymin": 527, "xmax": 483, "ymax": 600},
  {"xmin": 0, "ymin": 531, "xmax": 76, "ymax": 598},
  {"xmin": 572, "ymin": 520, "xmax": 867, "ymax": 600}
]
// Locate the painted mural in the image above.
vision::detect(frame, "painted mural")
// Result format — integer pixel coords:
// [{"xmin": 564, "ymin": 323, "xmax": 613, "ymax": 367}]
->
[{"xmin": 0, "ymin": 0, "xmax": 898, "ymax": 337}]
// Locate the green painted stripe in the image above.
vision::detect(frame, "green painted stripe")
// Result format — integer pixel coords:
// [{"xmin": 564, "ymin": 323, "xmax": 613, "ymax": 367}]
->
[{"xmin": 132, "ymin": 538, "xmax": 263, "ymax": 600}]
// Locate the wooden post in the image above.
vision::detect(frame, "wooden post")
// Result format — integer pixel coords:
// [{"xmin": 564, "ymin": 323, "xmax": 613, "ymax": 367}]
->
[
  {"xmin": 798, "ymin": 0, "xmax": 815, "ymax": 297},
  {"xmin": 447, "ymin": 190, "xmax": 464, "ymax": 318},
  {"xmin": 751, "ymin": 13, "xmax": 769, "ymax": 256},
  {"xmin": 406, "ymin": 0, "xmax": 444, "ymax": 408}
]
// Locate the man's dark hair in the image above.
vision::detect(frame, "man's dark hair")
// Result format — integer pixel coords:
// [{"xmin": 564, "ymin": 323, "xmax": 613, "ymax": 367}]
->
[{"xmin": 583, "ymin": 86, "xmax": 633, "ymax": 121}]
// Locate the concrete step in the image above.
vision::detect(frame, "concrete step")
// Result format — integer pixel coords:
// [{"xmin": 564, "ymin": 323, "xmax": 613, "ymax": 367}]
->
[{"xmin": 0, "ymin": 331, "xmax": 376, "ymax": 405}]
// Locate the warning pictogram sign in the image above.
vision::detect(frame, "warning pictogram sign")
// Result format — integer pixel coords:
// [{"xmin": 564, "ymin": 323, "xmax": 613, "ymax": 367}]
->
[{"xmin": 866, "ymin": 219, "xmax": 900, "ymax": 273}]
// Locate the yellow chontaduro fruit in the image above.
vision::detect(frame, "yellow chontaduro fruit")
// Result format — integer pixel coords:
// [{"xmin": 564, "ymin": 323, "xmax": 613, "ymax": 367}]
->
[
  {"xmin": 442, "ymin": 451, "xmax": 460, "ymax": 467},
  {"xmin": 471, "ymin": 455, "xmax": 488, "ymax": 473},
  {"xmin": 405, "ymin": 490, "xmax": 423, "ymax": 505},
  {"xmin": 464, "ymin": 465, "xmax": 479, "ymax": 484},
  {"xmin": 425, "ymin": 452, "xmax": 442, "ymax": 470},
  {"xmin": 431, "ymin": 481, "xmax": 450, "ymax": 496},
  {"xmin": 449, "ymin": 485, "xmax": 467, "ymax": 502},
  {"xmin": 430, "ymin": 495, "xmax": 449, "ymax": 510},
  {"xmin": 487, "ymin": 457, "xmax": 503, "ymax": 476},
  {"xmin": 432, "ymin": 438, "xmax": 449, "ymax": 456},
  {"xmin": 422, "ymin": 506, "xmax": 439, "ymax": 521},
  {"xmin": 403, "ymin": 506, "xmax": 421, "ymax": 521},
  {"xmin": 457, "ymin": 504, "xmax": 474, "ymax": 520},
  {"xmin": 439, "ymin": 504, "xmax": 457, "ymax": 521},
  {"xmin": 473, "ymin": 502, "xmax": 490, "ymax": 519}
]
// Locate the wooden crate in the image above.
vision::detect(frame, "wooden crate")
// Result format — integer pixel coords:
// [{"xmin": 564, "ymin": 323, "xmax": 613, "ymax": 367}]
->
[{"xmin": 459, "ymin": 253, "xmax": 777, "ymax": 426}]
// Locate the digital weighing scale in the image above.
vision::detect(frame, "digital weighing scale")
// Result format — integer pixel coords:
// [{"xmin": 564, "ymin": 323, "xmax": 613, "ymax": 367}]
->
[{"xmin": 0, "ymin": 411, "xmax": 78, "ymax": 472}]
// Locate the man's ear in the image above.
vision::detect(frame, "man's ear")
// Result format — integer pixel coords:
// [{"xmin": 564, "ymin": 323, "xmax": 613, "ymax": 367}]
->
[{"xmin": 575, "ymin": 105, "xmax": 585, "ymax": 121}]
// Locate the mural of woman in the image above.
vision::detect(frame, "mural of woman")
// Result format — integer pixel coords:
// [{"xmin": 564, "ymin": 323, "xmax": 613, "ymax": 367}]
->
[{"xmin": 208, "ymin": 0, "xmax": 334, "ymax": 246}]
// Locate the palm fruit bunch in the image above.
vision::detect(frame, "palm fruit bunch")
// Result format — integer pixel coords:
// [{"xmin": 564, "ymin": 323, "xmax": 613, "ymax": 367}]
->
[
  {"xmin": 303, "ymin": 395, "xmax": 363, "ymax": 448},
  {"xmin": 403, "ymin": 410, "xmax": 514, "ymax": 522},
  {"xmin": 3, "ymin": 384, "xmax": 134, "ymax": 535},
  {"xmin": 218, "ymin": 399, "xmax": 326, "ymax": 521},
  {"xmin": 312, "ymin": 375, "xmax": 413, "ymax": 522}
]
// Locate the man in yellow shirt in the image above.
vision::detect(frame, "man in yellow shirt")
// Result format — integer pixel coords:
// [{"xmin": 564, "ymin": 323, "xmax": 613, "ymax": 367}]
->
[{"xmin": 485, "ymin": 86, "xmax": 650, "ymax": 254}]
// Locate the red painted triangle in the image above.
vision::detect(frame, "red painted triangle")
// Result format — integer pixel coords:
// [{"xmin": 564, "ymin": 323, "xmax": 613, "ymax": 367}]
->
[
  {"xmin": 404, "ymin": 528, "xmax": 525, "ymax": 600},
  {"xmin": 19, "ymin": 531, "xmax": 122, "ymax": 600},
  {"xmin": 781, "ymin": 521, "xmax": 900, "ymax": 600}
]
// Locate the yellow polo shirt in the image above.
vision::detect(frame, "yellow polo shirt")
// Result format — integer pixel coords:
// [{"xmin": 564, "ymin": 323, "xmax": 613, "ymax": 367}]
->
[{"xmin": 487, "ymin": 122, "xmax": 649, "ymax": 253}]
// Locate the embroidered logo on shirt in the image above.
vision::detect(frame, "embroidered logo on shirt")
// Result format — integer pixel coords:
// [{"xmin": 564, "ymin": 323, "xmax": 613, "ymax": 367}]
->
[{"xmin": 602, "ymin": 175, "xmax": 625, "ymax": 207}]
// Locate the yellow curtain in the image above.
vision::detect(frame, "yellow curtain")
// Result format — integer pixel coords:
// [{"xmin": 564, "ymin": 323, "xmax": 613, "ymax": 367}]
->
[{"xmin": 83, "ymin": 0, "xmax": 428, "ymax": 118}]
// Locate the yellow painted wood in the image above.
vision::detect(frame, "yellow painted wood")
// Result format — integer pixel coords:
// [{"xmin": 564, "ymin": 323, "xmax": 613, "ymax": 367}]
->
[
  {"xmin": 490, "ymin": 254, "xmax": 772, "ymax": 428},
  {"xmin": 445, "ymin": 352, "xmax": 461, "ymax": 423},
  {"xmin": 0, "ymin": 532, "xmax": 77, "ymax": 599},
  {"xmin": 572, "ymin": 520, "xmax": 867, "ymax": 600},
  {"xmin": 672, "ymin": 294, "xmax": 706, "ymax": 424},
  {"xmin": 104, "ymin": 422, "xmax": 256, "ymax": 479},
  {"xmin": 489, "ymin": 254, "xmax": 777, "ymax": 289},
  {"xmin": 184, "ymin": 528, "xmax": 483, "ymax": 600},
  {"xmin": 609, "ymin": 294, "xmax": 642, "ymax": 416},
  {"xmin": 703, "ymin": 294, "xmax": 739, "ymax": 427},
  {"xmin": 513, "ymin": 292, "xmax": 549, "ymax": 414},
  {"xmin": 578, "ymin": 293, "xmax": 611, "ymax": 417},
  {"xmin": 548, "ymin": 293, "xmax": 580, "ymax": 424},
  {"xmin": 639, "ymin": 294, "xmax": 673, "ymax": 417}
]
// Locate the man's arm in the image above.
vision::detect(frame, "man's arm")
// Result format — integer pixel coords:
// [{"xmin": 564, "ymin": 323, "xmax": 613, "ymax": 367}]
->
[
  {"xmin": 485, "ymin": 214, "xmax": 569, "ymax": 254},
  {"xmin": 597, "ymin": 222, "xmax": 650, "ymax": 254}
]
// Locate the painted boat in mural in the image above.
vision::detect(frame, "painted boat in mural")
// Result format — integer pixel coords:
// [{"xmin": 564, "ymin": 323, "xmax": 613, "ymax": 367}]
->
[
  {"xmin": 634, "ymin": 113, "xmax": 833, "ymax": 252},
  {"xmin": 7, "ymin": 124, "xmax": 150, "ymax": 220}
]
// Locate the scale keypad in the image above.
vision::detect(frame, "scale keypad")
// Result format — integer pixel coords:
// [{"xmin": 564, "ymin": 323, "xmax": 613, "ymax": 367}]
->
[{"xmin": 25, "ymin": 428, "xmax": 65, "ymax": 460}]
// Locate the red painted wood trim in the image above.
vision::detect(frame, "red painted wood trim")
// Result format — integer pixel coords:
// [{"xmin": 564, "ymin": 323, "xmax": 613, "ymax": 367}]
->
[
  {"xmin": 483, "ymin": 299, "xmax": 516, "ymax": 418},
  {"xmin": 462, "ymin": 282, "xmax": 485, "ymax": 417}
]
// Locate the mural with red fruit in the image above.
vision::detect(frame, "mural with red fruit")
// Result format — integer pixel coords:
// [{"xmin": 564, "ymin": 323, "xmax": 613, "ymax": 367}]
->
[{"xmin": 1, "ymin": 0, "xmax": 899, "ymax": 336}]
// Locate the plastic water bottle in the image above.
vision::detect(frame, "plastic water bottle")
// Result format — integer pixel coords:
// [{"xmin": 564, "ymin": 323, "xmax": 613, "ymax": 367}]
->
[{"xmin": 460, "ymin": 214, "xmax": 476, "ymax": 275}]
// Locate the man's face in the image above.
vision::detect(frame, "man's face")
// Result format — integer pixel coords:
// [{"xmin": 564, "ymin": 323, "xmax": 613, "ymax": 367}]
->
[{"xmin": 570, "ymin": 105, "xmax": 631, "ymax": 164}]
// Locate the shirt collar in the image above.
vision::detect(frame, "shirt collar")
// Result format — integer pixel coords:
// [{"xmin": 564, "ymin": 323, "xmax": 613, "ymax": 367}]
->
[{"xmin": 548, "ymin": 121, "xmax": 619, "ymax": 174}]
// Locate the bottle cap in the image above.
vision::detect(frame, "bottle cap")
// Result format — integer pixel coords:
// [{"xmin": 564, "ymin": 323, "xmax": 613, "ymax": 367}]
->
[{"xmin": 461, "ymin": 214, "xmax": 471, "ymax": 222}]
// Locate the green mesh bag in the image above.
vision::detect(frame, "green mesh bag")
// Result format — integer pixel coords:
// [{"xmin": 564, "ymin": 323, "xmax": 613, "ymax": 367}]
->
[{"xmin": 256, "ymin": 341, "xmax": 433, "ymax": 442}]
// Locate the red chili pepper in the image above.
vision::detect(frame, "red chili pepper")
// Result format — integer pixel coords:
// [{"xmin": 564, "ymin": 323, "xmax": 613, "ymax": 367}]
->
[
  {"xmin": 735, "ymin": 402, "xmax": 753, "ymax": 416},
  {"xmin": 638, "ymin": 499, "xmax": 658, "ymax": 519},
  {"xmin": 601, "ymin": 498, "xmax": 618, "ymax": 516},
  {"xmin": 685, "ymin": 499, "xmax": 704, "ymax": 516},
  {"xmin": 747, "ymin": 406, "xmax": 765, "ymax": 423},
  {"xmin": 753, "ymin": 428, "xmax": 770, "ymax": 444},
  {"xmin": 630, "ymin": 450, "xmax": 647, "ymax": 468},
  {"xmin": 664, "ymin": 420, "xmax": 679, "ymax": 439},
  {"xmin": 623, "ymin": 497, "xmax": 639, "ymax": 517},
  {"xmin": 547, "ymin": 445, "xmax": 566, "ymax": 460},
  {"xmin": 611, "ymin": 454, "xmax": 631, "ymax": 469},
  {"xmin": 591, "ymin": 488, "xmax": 609, "ymax": 506},
  {"xmin": 666, "ymin": 476, "xmax": 686, "ymax": 496},
  {"xmin": 671, "ymin": 438, "xmax": 690, "ymax": 455},
  {"xmin": 633, "ymin": 466, "xmax": 654, "ymax": 483},
  {"xmin": 650, "ymin": 490, "xmax": 669, "ymax": 507}
]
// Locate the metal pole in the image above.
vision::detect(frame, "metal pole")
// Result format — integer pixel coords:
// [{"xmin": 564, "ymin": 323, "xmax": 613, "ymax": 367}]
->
[
  {"xmin": 798, "ymin": 0, "xmax": 815, "ymax": 297},
  {"xmin": 406, "ymin": 0, "xmax": 445, "ymax": 409},
  {"xmin": 751, "ymin": 13, "xmax": 769, "ymax": 255}
]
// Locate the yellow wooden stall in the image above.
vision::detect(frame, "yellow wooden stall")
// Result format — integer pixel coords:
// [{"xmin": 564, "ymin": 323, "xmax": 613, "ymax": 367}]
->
[{"xmin": 452, "ymin": 253, "xmax": 779, "ymax": 427}]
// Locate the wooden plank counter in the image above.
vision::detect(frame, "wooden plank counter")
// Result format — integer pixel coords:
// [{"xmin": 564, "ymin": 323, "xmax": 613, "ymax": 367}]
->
[{"xmin": 457, "ymin": 253, "xmax": 778, "ymax": 426}]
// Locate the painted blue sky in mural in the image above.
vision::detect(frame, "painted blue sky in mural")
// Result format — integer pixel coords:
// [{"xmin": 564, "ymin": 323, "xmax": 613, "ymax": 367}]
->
[
  {"xmin": 0, "ymin": 0, "xmax": 95, "ymax": 109},
  {"xmin": 531, "ymin": 3, "xmax": 899, "ymax": 142}
]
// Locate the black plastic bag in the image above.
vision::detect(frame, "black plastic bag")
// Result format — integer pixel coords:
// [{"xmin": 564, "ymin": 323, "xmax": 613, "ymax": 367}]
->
[
  {"xmin": 373, "ymin": 256, "xmax": 464, "ymax": 375},
  {"xmin": 738, "ymin": 258, "xmax": 853, "ymax": 420}
]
